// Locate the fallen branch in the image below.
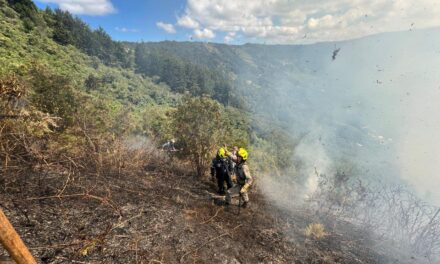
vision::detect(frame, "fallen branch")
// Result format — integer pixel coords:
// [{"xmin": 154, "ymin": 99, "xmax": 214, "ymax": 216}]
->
[
  {"xmin": 201, "ymin": 208, "xmax": 222, "ymax": 224},
  {"xmin": 29, "ymin": 241, "xmax": 84, "ymax": 250},
  {"xmin": 56, "ymin": 172, "xmax": 72, "ymax": 197},
  {"xmin": 179, "ymin": 224, "xmax": 242, "ymax": 263},
  {"xmin": 25, "ymin": 193, "xmax": 85, "ymax": 201},
  {"xmin": 111, "ymin": 211, "xmax": 143, "ymax": 231},
  {"xmin": 25, "ymin": 193, "xmax": 121, "ymax": 215}
]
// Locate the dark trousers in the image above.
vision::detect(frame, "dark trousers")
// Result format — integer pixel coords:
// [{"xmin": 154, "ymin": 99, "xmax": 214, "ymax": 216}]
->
[{"xmin": 216, "ymin": 170, "xmax": 232, "ymax": 194}]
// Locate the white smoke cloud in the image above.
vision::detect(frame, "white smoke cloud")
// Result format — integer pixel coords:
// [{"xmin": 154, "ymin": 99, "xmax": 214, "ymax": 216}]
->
[
  {"xmin": 259, "ymin": 126, "xmax": 335, "ymax": 211},
  {"xmin": 37, "ymin": 0, "xmax": 116, "ymax": 15},
  {"xmin": 251, "ymin": 27, "xmax": 440, "ymax": 206},
  {"xmin": 156, "ymin": 22, "xmax": 177, "ymax": 34},
  {"xmin": 178, "ymin": 0, "xmax": 440, "ymax": 44},
  {"xmin": 193, "ymin": 28, "xmax": 215, "ymax": 39}
]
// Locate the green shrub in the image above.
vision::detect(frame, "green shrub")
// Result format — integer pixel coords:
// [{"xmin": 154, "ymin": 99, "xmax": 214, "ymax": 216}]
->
[
  {"xmin": 27, "ymin": 64, "xmax": 78, "ymax": 128},
  {"xmin": 173, "ymin": 95, "xmax": 249, "ymax": 177}
]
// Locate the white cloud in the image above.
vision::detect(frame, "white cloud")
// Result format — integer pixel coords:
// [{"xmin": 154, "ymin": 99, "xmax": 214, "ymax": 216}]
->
[
  {"xmin": 193, "ymin": 28, "xmax": 215, "ymax": 39},
  {"xmin": 224, "ymin": 32, "xmax": 236, "ymax": 43},
  {"xmin": 156, "ymin": 22, "xmax": 177, "ymax": 34},
  {"xmin": 224, "ymin": 35, "xmax": 233, "ymax": 42},
  {"xmin": 37, "ymin": 0, "xmax": 116, "ymax": 15},
  {"xmin": 115, "ymin": 27, "xmax": 138, "ymax": 33},
  {"xmin": 178, "ymin": 0, "xmax": 440, "ymax": 44},
  {"xmin": 177, "ymin": 15, "xmax": 200, "ymax": 29}
]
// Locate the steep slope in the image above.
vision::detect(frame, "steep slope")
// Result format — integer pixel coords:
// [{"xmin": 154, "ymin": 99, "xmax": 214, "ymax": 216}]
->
[
  {"xmin": 2, "ymin": 1, "xmax": 440, "ymax": 263},
  {"xmin": 0, "ymin": 0, "xmax": 177, "ymax": 111},
  {"xmin": 1, "ymin": 156, "xmax": 412, "ymax": 263}
]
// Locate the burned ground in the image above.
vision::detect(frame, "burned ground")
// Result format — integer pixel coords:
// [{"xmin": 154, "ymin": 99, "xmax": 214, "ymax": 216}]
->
[{"xmin": 0, "ymin": 161, "xmax": 419, "ymax": 263}]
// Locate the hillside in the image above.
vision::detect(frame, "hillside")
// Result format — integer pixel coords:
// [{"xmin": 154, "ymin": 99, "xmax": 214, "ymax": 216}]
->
[
  {"xmin": 1, "ymin": 1, "xmax": 440, "ymax": 263},
  {"xmin": 0, "ymin": 0, "xmax": 178, "ymax": 109},
  {"xmin": 2, "ymin": 156, "xmax": 415, "ymax": 263},
  {"xmin": 134, "ymin": 28, "xmax": 440, "ymax": 189}
]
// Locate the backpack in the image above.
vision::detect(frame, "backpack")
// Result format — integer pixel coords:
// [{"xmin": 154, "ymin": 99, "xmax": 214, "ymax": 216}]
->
[{"xmin": 214, "ymin": 157, "xmax": 229, "ymax": 174}]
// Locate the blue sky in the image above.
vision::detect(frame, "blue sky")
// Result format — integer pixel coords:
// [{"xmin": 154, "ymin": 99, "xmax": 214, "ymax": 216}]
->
[
  {"xmin": 35, "ymin": 1, "xmax": 192, "ymax": 42},
  {"xmin": 34, "ymin": 0, "xmax": 440, "ymax": 44}
]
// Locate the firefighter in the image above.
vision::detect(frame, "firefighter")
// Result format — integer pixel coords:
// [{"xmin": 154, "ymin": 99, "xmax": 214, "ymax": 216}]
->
[
  {"xmin": 225, "ymin": 148, "xmax": 252, "ymax": 208},
  {"xmin": 211, "ymin": 147, "xmax": 233, "ymax": 195}
]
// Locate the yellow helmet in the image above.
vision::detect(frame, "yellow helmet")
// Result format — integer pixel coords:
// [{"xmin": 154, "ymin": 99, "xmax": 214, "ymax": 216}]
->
[
  {"xmin": 217, "ymin": 147, "xmax": 227, "ymax": 158},
  {"xmin": 237, "ymin": 148, "xmax": 248, "ymax": 161}
]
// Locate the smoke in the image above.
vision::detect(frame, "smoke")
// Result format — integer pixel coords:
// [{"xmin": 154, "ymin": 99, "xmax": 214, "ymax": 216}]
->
[
  {"xmin": 331, "ymin": 29, "xmax": 440, "ymax": 205},
  {"xmin": 244, "ymin": 27, "xmax": 440, "ymax": 260},
  {"xmin": 398, "ymin": 87, "xmax": 440, "ymax": 203},
  {"xmin": 247, "ymin": 28, "xmax": 440, "ymax": 206},
  {"xmin": 258, "ymin": 125, "xmax": 336, "ymax": 210},
  {"xmin": 123, "ymin": 135, "xmax": 154, "ymax": 151},
  {"xmin": 293, "ymin": 128, "xmax": 334, "ymax": 195}
]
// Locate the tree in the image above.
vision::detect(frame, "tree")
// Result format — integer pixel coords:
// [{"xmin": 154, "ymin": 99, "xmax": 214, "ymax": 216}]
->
[
  {"xmin": 133, "ymin": 44, "xmax": 234, "ymax": 103},
  {"xmin": 8, "ymin": 0, "xmax": 43, "ymax": 31},
  {"xmin": 46, "ymin": 9, "xmax": 130, "ymax": 68},
  {"xmin": 28, "ymin": 65, "xmax": 78, "ymax": 128},
  {"xmin": 51, "ymin": 9, "xmax": 75, "ymax": 45},
  {"xmin": 173, "ymin": 96, "xmax": 227, "ymax": 177},
  {"xmin": 84, "ymin": 74, "xmax": 100, "ymax": 91}
]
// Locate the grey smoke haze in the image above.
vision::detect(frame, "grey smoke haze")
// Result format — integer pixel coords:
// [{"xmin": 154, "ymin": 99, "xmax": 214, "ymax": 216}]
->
[
  {"xmin": 243, "ymin": 28, "xmax": 440, "ymax": 206},
  {"xmin": 325, "ymin": 29, "xmax": 440, "ymax": 204}
]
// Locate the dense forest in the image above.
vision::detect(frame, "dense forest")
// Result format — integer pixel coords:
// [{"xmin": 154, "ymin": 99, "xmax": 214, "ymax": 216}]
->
[{"xmin": 134, "ymin": 45, "xmax": 236, "ymax": 107}]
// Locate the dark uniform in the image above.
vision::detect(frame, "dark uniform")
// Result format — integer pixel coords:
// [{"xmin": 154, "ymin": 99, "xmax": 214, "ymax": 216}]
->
[{"xmin": 211, "ymin": 156, "xmax": 233, "ymax": 195}]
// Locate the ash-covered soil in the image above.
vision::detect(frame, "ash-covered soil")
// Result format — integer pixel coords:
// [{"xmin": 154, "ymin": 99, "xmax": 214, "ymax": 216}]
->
[{"xmin": 0, "ymin": 163, "xmax": 417, "ymax": 263}]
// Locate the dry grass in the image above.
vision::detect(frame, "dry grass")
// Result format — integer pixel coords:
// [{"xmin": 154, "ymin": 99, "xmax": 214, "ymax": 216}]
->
[{"xmin": 305, "ymin": 223, "xmax": 327, "ymax": 240}]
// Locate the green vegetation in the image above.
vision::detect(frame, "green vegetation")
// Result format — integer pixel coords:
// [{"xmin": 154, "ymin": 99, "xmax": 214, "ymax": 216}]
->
[
  {"xmin": 134, "ymin": 44, "xmax": 236, "ymax": 107},
  {"xmin": 45, "ymin": 8, "xmax": 131, "ymax": 68},
  {"xmin": 7, "ymin": 0, "xmax": 42, "ymax": 31},
  {"xmin": 173, "ymin": 96, "xmax": 249, "ymax": 177},
  {"xmin": 0, "ymin": 0, "xmax": 297, "ymax": 180},
  {"xmin": 3, "ymin": 3, "xmax": 439, "ymax": 263}
]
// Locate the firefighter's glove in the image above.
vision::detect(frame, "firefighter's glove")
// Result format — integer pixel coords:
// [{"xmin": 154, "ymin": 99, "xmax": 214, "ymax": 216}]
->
[{"xmin": 240, "ymin": 183, "xmax": 251, "ymax": 194}]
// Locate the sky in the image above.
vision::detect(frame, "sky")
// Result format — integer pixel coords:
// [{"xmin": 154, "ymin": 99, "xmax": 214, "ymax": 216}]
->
[{"xmin": 34, "ymin": 0, "xmax": 440, "ymax": 44}]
